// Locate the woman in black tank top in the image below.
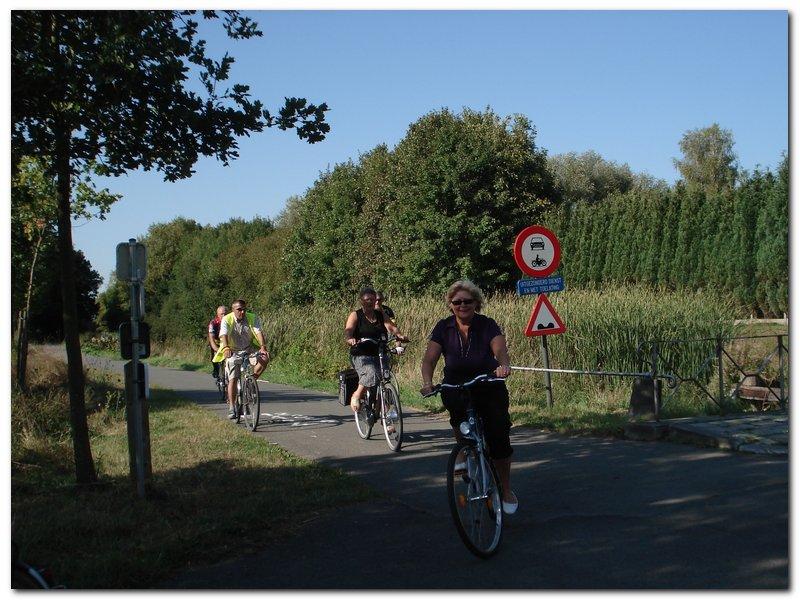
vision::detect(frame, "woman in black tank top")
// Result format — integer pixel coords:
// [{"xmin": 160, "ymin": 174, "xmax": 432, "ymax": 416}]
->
[
  {"xmin": 344, "ymin": 287, "xmax": 409, "ymax": 411},
  {"xmin": 350, "ymin": 308, "xmax": 386, "ymax": 357}
]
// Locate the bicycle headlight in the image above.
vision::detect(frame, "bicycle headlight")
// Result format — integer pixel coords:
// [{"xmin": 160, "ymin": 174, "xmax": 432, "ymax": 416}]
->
[{"xmin": 459, "ymin": 421, "xmax": 471, "ymax": 436}]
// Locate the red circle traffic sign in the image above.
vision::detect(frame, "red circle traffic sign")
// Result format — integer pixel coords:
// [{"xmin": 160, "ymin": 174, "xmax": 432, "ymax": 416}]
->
[{"xmin": 513, "ymin": 225, "xmax": 561, "ymax": 277}]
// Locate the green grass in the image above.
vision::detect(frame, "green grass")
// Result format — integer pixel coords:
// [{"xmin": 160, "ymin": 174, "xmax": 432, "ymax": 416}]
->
[{"xmin": 12, "ymin": 350, "xmax": 376, "ymax": 589}]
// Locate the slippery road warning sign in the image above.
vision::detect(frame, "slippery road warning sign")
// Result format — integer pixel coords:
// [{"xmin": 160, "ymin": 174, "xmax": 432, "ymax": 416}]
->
[
  {"xmin": 524, "ymin": 294, "xmax": 566, "ymax": 337},
  {"xmin": 513, "ymin": 225, "xmax": 561, "ymax": 278}
]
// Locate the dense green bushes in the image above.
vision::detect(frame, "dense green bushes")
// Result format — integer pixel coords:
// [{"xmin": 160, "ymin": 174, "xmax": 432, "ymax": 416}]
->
[{"xmin": 282, "ymin": 108, "xmax": 557, "ymax": 302}]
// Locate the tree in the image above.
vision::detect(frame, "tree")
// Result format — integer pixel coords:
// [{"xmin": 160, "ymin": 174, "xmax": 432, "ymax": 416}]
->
[
  {"xmin": 378, "ymin": 108, "xmax": 556, "ymax": 295},
  {"xmin": 755, "ymin": 154, "xmax": 789, "ymax": 316},
  {"xmin": 12, "ymin": 156, "xmax": 117, "ymax": 390},
  {"xmin": 11, "ymin": 10, "xmax": 330, "ymax": 484},
  {"xmin": 95, "ymin": 274, "xmax": 129, "ymax": 333},
  {"xmin": 547, "ymin": 150, "xmax": 636, "ymax": 205},
  {"xmin": 281, "ymin": 162, "xmax": 364, "ymax": 302},
  {"xmin": 673, "ymin": 123, "xmax": 738, "ymax": 196}
]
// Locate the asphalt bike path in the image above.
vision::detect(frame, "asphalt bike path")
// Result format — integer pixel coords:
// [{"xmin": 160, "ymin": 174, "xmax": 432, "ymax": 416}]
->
[{"xmin": 65, "ymin": 349, "xmax": 788, "ymax": 588}]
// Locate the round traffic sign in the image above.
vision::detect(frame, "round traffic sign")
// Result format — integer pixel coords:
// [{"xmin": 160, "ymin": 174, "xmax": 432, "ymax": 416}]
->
[{"xmin": 513, "ymin": 225, "xmax": 561, "ymax": 277}]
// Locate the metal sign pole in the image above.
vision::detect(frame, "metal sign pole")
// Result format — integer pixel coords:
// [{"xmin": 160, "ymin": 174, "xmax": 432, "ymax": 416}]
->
[
  {"xmin": 541, "ymin": 335, "xmax": 554, "ymax": 408},
  {"xmin": 128, "ymin": 239, "xmax": 147, "ymax": 498}
]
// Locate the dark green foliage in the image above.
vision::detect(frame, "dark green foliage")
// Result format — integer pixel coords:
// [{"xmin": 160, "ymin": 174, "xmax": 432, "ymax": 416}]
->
[
  {"xmin": 15, "ymin": 243, "xmax": 102, "ymax": 340},
  {"xmin": 283, "ymin": 108, "xmax": 557, "ymax": 301},
  {"xmin": 95, "ymin": 275, "xmax": 129, "ymax": 333},
  {"xmin": 281, "ymin": 161, "xmax": 365, "ymax": 303},
  {"xmin": 131, "ymin": 216, "xmax": 277, "ymax": 340},
  {"xmin": 755, "ymin": 155, "xmax": 789, "ymax": 316}
]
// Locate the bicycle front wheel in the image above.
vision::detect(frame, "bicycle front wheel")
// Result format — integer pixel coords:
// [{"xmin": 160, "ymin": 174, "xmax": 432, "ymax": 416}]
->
[
  {"xmin": 447, "ymin": 440, "xmax": 503, "ymax": 558},
  {"xmin": 218, "ymin": 372, "xmax": 228, "ymax": 403},
  {"xmin": 381, "ymin": 384, "xmax": 403, "ymax": 452},
  {"xmin": 354, "ymin": 390, "xmax": 373, "ymax": 439},
  {"xmin": 242, "ymin": 376, "xmax": 260, "ymax": 431}
]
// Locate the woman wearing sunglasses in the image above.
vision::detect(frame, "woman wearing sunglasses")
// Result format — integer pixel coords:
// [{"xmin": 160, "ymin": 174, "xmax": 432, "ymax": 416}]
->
[{"xmin": 420, "ymin": 279, "xmax": 517, "ymax": 514}]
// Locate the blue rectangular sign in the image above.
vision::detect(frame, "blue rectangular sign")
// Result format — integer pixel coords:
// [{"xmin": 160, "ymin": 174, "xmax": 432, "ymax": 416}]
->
[{"xmin": 516, "ymin": 276, "xmax": 564, "ymax": 296}]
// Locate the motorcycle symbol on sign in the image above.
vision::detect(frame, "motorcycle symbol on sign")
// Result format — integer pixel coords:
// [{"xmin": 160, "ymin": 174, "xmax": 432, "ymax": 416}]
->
[{"xmin": 530, "ymin": 254, "xmax": 547, "ymax": 267}]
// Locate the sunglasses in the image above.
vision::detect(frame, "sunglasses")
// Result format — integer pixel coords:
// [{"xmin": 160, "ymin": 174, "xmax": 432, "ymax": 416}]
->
[
  {"xmin": 233, "ymin": 306, "xmax": 246, "ymax": 312},
  {"xmin": 451, "ymin": 299, "xmax": 475, "ymax": 306}
]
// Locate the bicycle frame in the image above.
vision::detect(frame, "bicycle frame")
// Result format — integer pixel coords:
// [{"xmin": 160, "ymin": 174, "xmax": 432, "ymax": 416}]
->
[
  {"xmin": 430, "ymin": 373, "xmax": 507, "ymax": 446},
  {"xmin": 354, "ymin": 336, "xmax": 401, "ymax": 407}
]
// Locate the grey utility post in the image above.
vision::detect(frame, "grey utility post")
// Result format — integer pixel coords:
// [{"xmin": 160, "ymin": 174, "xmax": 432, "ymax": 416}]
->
[
  {"xmin": 540, "ymin": 336, "xmax": 554, "ymax": 408},
  {"xmin": 116, "ymin": 239, "xmax": 151, "ymax": 498}
]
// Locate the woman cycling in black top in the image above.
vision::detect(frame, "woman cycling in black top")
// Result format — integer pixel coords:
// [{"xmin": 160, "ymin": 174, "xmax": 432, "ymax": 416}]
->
[{"xmin": 344, "ymin": 287, "xmax": 408, "ymax": 411}]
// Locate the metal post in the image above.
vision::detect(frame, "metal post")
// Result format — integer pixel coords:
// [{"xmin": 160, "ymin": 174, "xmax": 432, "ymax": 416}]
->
[
  {"xmin": 777, "ymin": 335, "xmax": 785, "ymax": 409},
  {"xmin": 716, "ymin": 335, "xmax": 725, "ymax": 409},
  {"xmin": 128, "ymin": 239, "xmax": 146, "ymax": 499},
  {"xmin": 651, "ymin": 342, "xmax": 660, "ymax": 421},
  {"xmin": 541, "ymin": 335, "xmax": 553, "ymax": 408}
]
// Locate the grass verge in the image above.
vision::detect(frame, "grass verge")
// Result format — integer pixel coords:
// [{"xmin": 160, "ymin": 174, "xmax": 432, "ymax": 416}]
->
[{"xmin": 12, "ymin": 350, "xmax": 376, "ymax": 589}]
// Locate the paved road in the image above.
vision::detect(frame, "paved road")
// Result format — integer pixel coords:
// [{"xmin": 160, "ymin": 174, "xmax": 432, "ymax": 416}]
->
[{"xmin": 73, "ymin": 351, "xmax": 788, "ymax": 589}]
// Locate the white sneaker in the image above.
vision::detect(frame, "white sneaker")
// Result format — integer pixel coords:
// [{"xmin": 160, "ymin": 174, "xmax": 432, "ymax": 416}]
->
[{"xmin": 502, "ymin": 491, "xmax": 519, "ymax": 515}]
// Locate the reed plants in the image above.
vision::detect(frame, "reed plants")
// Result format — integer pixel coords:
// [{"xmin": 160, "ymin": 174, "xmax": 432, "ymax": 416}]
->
[{"xmin": 260, "ymin": 286, "xmax": 738, "ymax": 431}]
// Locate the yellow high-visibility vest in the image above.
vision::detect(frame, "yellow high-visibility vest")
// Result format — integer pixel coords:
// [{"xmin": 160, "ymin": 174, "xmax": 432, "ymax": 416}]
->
[{"xmin": 212, "ymin": 312, "xmax": 260, "ymax": 363}]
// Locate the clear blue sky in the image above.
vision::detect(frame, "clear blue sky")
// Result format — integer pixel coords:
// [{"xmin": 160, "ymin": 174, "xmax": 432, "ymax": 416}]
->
[{"xmin": 72, "ymin": 10, "xmax": 789, "ymax": 287}]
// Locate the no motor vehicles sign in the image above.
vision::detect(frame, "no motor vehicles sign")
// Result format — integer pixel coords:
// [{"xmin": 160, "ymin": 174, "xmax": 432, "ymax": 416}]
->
[{"xmin": 513, "ymin": 225, "xmax": 561, "ymax": 277}]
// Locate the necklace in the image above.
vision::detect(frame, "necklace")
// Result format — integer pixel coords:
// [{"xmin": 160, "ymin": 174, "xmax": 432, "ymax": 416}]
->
[{"xmin": 457, "ymin": 325, "xmax": 472, "ymax": 358}]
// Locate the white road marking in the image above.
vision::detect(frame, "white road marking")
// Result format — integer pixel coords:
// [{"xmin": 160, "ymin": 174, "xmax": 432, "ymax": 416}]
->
[{"xmin": 261, "ymin": 412, "xmax": 338, "ymax": 427}]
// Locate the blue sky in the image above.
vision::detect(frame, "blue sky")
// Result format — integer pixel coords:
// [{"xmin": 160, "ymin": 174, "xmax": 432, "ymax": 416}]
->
[{"xmin": 70, "ymin": 10, "xmax": 789, "ymax": 287}]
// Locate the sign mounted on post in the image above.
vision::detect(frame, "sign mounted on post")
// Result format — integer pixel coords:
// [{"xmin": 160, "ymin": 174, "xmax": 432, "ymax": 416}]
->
[
  {"xmin": 513, "ymin": 225, "xmax": 561, "ymax": 278},
  {"xmin": 116, "ymin": 240, "xmax": 147, "ymax": 281},
  {"xmin": 524, "ymin": 294, "xmax": 566, "ymax": 337},
  {"xmin": 119, "ymin": 321, "xmax": 151, "ymax": 359}
]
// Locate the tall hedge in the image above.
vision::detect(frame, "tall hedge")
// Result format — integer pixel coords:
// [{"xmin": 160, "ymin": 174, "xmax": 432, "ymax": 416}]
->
[{"xmin": 544, "ymin": 155, "xmax": 788, "ymax": 317}]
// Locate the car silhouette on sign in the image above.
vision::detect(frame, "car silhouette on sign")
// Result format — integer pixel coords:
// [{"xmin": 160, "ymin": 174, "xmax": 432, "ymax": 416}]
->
[{"xmin": 530, "ymin": 236, "xmax": 546, "ymax": 251}]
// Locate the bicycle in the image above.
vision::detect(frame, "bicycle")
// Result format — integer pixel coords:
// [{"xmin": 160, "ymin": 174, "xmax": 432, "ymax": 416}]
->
[
  {"xmin": 228, "ymin": 350, "xmax": 263, "ymax": 431},
  {"xmin": 422, "ymin": 373, "xmax": 507, "ymax": 558},
  {"xmin": 351, "ymin": 336, "xmax": 405, "ymax": 452}
]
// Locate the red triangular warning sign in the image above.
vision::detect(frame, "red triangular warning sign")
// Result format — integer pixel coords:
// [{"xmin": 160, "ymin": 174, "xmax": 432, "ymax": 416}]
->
[{"xmin": 524, "ymin": 294, "xmax": 566, "ymax": 337}]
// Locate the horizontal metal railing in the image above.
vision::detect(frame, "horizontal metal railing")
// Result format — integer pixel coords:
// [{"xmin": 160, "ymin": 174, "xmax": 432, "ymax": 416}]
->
[{"xmin": 636, "ymin": 333, "xmax": 788, "ymax": 414}]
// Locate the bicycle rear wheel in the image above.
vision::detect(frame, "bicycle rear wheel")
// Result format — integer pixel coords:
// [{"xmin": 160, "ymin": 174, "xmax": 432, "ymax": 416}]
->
[
  {"xmin": 381, "ymin": 384, "xmax": 403, "ymax": 452},
  {"xmin": 446, "ymin": 440, "xmax": 503, "ymax": 558},
  {"xmin": 354, "ymin": 390, "xmax": 374, "ymax": 439},
  {"xmin": 242, "ymin": 376, "xmax": 260, "ymax": 431}
]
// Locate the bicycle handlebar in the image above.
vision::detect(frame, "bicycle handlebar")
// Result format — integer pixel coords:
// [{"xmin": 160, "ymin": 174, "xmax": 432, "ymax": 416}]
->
[
  {"xmin": 421, "ymin": 373, "xmax": 507, "ymax": 397},
  {"xmin": 354, "ymin": 336, "xmax": 409, "ymax": 354}
]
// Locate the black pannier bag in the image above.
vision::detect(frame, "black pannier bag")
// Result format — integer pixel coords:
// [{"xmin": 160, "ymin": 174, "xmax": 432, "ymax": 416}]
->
[{"xmin": 338, "ymin": 369, "xmax": 359, "ymax": 406}]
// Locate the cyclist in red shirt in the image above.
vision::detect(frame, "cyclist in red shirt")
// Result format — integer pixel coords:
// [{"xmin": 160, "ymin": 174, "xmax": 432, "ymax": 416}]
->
[{"xmin": 208, "ymin": 305, "xmax": 227, "ymax": 381}]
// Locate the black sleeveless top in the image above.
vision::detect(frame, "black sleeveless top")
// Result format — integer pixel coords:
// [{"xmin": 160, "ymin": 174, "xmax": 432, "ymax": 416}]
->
[{"xmin": 350, "ymin": 309, "xmax": 387, "ymax": 357}]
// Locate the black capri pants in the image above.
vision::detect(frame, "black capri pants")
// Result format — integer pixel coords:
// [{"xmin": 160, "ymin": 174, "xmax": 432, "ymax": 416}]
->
[{"xmin": 441, "ymin": 382, "xmax": 513, "ymax": 460}]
